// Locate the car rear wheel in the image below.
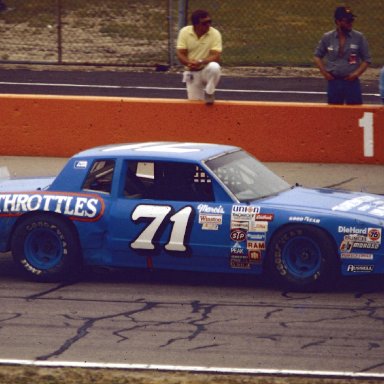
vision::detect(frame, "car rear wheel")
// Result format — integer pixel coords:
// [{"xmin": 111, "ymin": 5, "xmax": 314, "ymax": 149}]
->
[
  {"xmin": 11, "ymin": 214, "xmax": 82, "ymax": 282},
  {"xmin": 266, "ymin": 225, "xmax": 338, "ymax": 290}
]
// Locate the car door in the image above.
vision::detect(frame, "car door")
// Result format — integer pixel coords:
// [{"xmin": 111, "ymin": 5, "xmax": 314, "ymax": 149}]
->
[{"xmin": 107, "ymin": 160, "xmax": 233, "ymax": 272}]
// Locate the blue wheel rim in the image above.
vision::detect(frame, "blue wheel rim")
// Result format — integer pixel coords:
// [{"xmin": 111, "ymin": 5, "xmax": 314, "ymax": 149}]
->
[
  {"xmin": 282, "ymin": 236, "xmax": 321, "ymax": 279},
  {"xmin": 24, "ymin": 228, "xmax": 63, "ymax": 270}
]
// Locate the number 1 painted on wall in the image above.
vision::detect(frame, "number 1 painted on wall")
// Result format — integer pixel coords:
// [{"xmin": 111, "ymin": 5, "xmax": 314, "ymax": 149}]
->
[{"xmin": 359, "ymin": 112, "xmax": 374, "ymax": 157}]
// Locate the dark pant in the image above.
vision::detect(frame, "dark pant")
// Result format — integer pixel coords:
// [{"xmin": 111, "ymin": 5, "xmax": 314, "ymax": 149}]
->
[{"xmin": 327, "ymin": 78, "xmax": 362, "ymax": 105}]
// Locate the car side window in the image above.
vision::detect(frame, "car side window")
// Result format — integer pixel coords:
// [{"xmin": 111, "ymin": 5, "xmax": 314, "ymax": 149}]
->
[
  {"xmin": 124, "ymin": 161, "xmax": 214, "ymax": 202},
  {"xmin": 82, "ymin": 159, "xmax": 115, "ymax": 194},
  {"xmin": 124, "ymin": 161, "xmax": 155, "ymax": 199}
]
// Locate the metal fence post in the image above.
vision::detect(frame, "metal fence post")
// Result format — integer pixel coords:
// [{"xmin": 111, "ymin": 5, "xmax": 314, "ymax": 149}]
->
[
  {"xmin": 175, "ymin": 0, "xmax": 188, "ymax": 66},
  {"xmin": 178, "ymin": 0, "xmax": 188, "ymax": 30},
  {"xmin": 168, "ymin": 0, "xmax": 174, "ymax": 67},
  {"xmin": 56, "ymin": 0, "xmax": 62, "ymax": 64}
]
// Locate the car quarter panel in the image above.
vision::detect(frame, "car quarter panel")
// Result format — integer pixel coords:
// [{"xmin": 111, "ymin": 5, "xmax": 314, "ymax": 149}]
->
[
  {"xmin": 257, "ymin": 189, "xmax": 384, "ymax": 277},
  {"xmin": 0, "ymin": 190, "xmax": 108, "ymax": 251}
]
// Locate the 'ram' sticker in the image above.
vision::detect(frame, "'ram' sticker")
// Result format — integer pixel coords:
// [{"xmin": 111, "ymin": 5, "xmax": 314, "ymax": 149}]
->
[{"xmin": 0, "ymin": 192, "xmax": 105, "ymax": 221}]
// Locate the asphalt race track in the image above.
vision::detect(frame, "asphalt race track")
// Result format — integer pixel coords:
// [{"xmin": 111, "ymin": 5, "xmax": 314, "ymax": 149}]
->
[
  {"xmin": 0, "ymin": 67, "xmax": 381, "ymax": 104},
  {"xmin": 0, "ymin": 157, "xmax": 384, "ymax": 380},
  {"xmin": 0, "ymin": 258, "xmax": 384, "ymax": 376}
]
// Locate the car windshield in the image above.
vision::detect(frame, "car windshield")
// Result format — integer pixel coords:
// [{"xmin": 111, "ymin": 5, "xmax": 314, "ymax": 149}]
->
[{"xmin": 205, "ymin": 150, "xmax": 290, "ymax": 202}]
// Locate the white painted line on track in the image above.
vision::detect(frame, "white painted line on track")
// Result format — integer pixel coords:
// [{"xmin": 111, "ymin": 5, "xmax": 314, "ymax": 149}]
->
[
  {"xmin": 1, "ymin": 80, "xmax": 314, "ymax": 94},
  {"xmin": 0, "ymin": 81, "xmax": 184, "ymax": 91},
  {"xmin": 0, "ymin": 81, "xmax": 380, "ymax": 97},
  {"xmin": 0, "ymin": 359, "xmax": 383, "ymax": 379}
]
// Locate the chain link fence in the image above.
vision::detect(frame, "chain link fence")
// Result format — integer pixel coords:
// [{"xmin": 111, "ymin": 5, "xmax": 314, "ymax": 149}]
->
[{"xmin": 0, "ymin": 0, "xmax": 382, "ymax": 68}]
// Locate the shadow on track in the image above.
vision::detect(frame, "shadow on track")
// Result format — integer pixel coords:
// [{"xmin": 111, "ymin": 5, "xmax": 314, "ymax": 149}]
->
[{"xmin": 2, "ymin": 252, "xmax": 383, "ymax": 294}]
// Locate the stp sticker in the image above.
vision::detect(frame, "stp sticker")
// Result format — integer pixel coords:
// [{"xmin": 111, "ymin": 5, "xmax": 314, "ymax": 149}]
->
[{"xmin": 230, "ymin": 228, "xmax": 246, "ymax": 242}]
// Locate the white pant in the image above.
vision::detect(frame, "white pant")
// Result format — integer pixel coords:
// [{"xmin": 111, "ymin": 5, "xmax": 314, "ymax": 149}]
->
[{"xmin": 182, "ymin": 62, "xmax": 221, "ymax": 100}]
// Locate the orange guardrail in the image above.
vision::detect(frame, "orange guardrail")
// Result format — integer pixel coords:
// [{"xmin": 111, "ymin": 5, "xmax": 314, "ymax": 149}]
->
[{"xmin": 1, "ymin": 94, "xmax": 383, "ymax": 163}]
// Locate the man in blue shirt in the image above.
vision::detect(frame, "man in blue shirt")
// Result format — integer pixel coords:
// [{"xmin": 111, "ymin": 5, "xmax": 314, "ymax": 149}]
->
[
  {"xmin": 314, "ymin": 7, "xmax": 371, "ymax": 105},
  {"xmin": 380, "ymin": 66, "xmax": 384, "ymax": 104}
]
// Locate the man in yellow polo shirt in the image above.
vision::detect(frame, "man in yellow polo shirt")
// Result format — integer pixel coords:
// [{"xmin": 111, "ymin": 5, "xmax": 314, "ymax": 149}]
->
[{"xmin": 176, "ymin": 9, "xmax": 222, "ymax": 105}]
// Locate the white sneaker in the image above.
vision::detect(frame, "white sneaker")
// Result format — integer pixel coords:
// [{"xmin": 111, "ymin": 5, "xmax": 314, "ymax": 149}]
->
[{"xmin": 204, "ymin": 92, "xmax": 215, "ymax": 105}]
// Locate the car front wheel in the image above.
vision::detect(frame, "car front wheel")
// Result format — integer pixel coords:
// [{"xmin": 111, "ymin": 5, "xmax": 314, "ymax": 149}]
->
[{"xmin": 266, "ymin": 225, "xmax": 338, "ymax": 290}]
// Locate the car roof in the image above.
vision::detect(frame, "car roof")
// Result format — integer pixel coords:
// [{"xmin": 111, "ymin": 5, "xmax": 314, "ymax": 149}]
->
[{"xmin": 74, "ymin": 142, "xmax": 240, "ymax": 162}]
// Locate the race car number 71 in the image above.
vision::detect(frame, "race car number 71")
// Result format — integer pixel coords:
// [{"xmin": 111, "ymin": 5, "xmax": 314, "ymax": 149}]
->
[{"xmin": 131, "ymin": 205, "xmax": 193, "ymax": 252}]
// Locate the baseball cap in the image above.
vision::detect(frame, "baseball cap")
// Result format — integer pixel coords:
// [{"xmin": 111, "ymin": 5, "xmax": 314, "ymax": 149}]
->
[{"xmin": 334, "ymin": 6, "xmax": 356, "ymax": 20}]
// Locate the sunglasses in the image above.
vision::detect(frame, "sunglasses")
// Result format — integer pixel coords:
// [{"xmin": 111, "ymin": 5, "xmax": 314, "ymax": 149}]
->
[{"xmin": 200, "ymin": 19, "xmax": 212, "ymax": 26}]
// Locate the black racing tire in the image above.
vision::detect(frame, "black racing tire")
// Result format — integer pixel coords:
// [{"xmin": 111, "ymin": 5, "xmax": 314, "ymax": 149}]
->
[
  {"xmin": 266, "ymin": 225, "xmax": 339, "ymax": 291},
  {"xmin": 11, "ymin": 214, "xmax": 82, "ymax": 282}
]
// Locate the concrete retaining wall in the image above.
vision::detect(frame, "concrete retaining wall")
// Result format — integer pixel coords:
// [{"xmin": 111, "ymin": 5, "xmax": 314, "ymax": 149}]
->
[{"xmin": 1, "ymin": 94, "xmax": 383, "ymax": 163}]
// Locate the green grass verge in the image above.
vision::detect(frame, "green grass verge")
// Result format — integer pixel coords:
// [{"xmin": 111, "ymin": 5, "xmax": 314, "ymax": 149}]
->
[
  {"xmin": 0, "ymin": 366, "xmax": 382, "ymax": 384},
  {"xmin": 0, "ymin": 0, "xmax": 382, "ymax": 66},
  {"xmin": 188, "ymin": 0, "xmax": 383, "ymax": 66}
]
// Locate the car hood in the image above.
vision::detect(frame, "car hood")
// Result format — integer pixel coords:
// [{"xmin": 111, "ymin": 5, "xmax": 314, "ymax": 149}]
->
[
  {"xmin": 257, "ymin": 187, "xmax": 384, "ymax": 220},
  {"xmin": 0, "ymin": 177, "xmax": 55, "ymax": 192}
]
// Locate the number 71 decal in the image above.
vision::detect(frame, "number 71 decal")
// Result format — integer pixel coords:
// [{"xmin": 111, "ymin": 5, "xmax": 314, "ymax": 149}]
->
[{"xmin": 131, "ymin": 205, "xmax": 194, "ymax": 252}]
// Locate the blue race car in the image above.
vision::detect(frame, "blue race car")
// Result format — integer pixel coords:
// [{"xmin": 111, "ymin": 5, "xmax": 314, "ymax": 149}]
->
[{"xmin": 0, "ymin": 142, "xmax": 383, "ymax": 289}]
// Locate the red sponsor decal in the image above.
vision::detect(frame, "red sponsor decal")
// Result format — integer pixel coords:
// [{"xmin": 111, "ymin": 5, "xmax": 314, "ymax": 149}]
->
[
  {"xmin": 230, "ymin": 228, "xmax": 246, "ymax": 242},
  {"xmin": 368, "ymin": 228, "xmax": 381, "ymax": 242},
  {"xmin": 254, "ymin": 213, "xmax": 274, "ymax": 221},
  {"xmin": 249, "ymin": 250, "xmax": 262, "ymax": 262}
]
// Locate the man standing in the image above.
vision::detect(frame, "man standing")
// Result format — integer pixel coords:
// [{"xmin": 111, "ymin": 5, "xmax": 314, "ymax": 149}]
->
[
  {"xmin": 176, "ymin": 9, "xmax": 222, "ymax": 105},
  {"xmin": 314, "ymin": 6, "xmax": 371, "ymax": 105},
  {"xmin": 380, "ymin": 66, "xmax": 384, "ymax": 104}
]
